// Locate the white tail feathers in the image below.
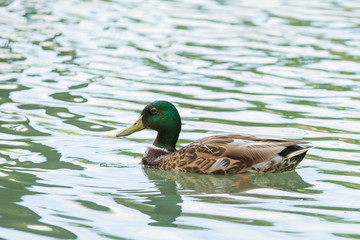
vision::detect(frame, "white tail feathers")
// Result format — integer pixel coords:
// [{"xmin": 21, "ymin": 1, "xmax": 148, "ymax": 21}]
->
[{"xmin": 286, "ymin": 146, "xmax": 313, "ymax": 159}]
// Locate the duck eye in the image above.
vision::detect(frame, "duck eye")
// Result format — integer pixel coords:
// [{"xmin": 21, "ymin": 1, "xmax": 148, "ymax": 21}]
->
[{"xmin": 150, "ymin": 108, "xmax": 158, "ymax": 114}]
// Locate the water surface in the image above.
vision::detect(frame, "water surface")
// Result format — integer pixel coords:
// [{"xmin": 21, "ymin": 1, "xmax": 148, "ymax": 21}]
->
[{"xmin": 0, "ymin": 0, "xmax": 360, "ymax": 239}]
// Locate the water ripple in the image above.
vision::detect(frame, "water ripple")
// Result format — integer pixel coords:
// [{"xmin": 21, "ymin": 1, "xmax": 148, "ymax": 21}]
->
[{"xmin": 1, "ymin": 0, "xmax": 360, "ymax": 239}]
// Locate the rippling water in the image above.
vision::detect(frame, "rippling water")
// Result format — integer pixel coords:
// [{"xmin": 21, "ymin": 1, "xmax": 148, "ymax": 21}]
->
[{"xmin": 1, "ymin": 0, "xmax": 360, "ymax": 239}]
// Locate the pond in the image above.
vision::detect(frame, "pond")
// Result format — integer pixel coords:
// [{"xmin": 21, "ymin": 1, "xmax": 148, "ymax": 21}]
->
[{"xmin": 0, "ymin": 0, "xmax": 360, "ymax": 239}]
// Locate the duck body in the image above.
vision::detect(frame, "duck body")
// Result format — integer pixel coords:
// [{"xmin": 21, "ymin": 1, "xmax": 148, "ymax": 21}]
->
[
  {"xmin": 117, "ymin": 101, "xmax": 311, "ymax": 175},
  {"xmin": 142, "ymin": 134, "xmax": 310, "ymax": 174}
]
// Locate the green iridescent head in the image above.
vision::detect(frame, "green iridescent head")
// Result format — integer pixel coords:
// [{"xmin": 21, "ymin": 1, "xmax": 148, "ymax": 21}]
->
[{"xmin": 117, "ymin": 100, "xmax": 181, "ymax": 151}]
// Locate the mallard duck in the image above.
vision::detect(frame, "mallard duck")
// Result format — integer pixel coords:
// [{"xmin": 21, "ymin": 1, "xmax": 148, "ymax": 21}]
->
[{"xmin": 117, "ymin": 100, "xmax": 311, "ymax": 174}]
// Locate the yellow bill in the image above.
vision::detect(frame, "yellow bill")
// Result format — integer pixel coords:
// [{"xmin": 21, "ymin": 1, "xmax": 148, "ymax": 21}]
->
[{"xmin": 116, "ymin": 115, "xmax": 145, "ymax": 137}]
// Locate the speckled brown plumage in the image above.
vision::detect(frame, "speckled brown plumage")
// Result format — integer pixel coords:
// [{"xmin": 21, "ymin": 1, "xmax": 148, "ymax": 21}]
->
[{"xmin": 142, "ymin": 134, "xmax": 311, "ymax": 174}]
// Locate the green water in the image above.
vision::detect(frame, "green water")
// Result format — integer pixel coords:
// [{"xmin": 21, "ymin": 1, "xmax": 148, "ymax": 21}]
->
[{"xmin": 1, "ymin": 0, "xmax": 360, "ymax": 239}]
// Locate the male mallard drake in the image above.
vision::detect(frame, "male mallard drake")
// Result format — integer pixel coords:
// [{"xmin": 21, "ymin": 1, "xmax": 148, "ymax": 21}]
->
[{"xmin": 117, "ymin": 100, "xmax": 311, "ymax": 174}]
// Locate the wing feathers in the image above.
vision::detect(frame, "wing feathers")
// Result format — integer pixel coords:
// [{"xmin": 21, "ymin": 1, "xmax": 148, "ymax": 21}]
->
[{"xmin": 159, "ymin": 134, "xmax": 310, "ymax": 174}]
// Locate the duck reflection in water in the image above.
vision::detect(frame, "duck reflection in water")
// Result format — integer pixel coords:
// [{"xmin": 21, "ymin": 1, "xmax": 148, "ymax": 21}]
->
[{"xmin": 124, "ymin": 168, "xmax": 312, "ymax": 227}]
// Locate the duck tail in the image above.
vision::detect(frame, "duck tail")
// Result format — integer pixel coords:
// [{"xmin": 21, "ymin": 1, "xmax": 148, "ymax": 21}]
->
[{"xmin": 286, "ymin": 146, "xmax": 313, "ymax": 159}]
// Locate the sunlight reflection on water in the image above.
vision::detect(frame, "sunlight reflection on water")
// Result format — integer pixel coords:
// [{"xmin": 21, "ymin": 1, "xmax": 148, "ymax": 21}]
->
[{"xmin": 0, "ymin": 0, "xmax": 360, "ymax": 239}]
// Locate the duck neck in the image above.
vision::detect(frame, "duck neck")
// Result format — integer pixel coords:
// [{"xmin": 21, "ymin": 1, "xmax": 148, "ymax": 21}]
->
[{"xmin": 153, "ymin": 129, "xmax": 179, "ymax": 152}]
